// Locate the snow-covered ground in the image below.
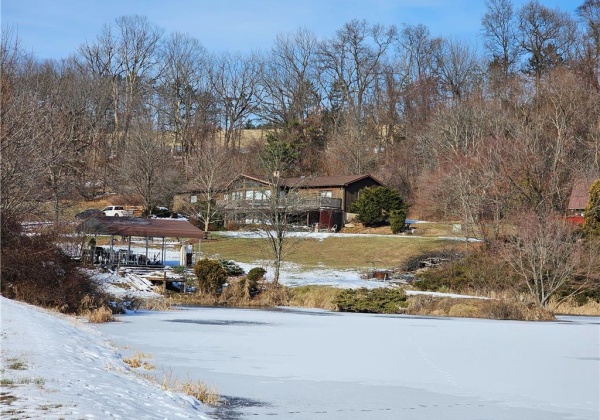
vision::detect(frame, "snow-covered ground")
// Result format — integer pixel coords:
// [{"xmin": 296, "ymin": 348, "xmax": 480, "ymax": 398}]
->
[
  {"xmin": 3, "ymin": 297, "xmax": 598, "ymax": 420},
  {"xmin": 0, "ymin": 296, "xmax": 210, "ymax": 419},
  {"xmin": 103, "ymin": 242, "xmax": 486, "ymax": 299},
  {"xmin": 2, "ymin": 232, "xmax": 596, "ymax": 419},
  {"xmin": 99, "ymin": 307, "xmax": 599, "ymax": 420}
]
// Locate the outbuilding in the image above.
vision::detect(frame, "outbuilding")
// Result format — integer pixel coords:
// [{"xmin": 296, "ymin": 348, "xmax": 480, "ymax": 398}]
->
[{"xmin": 79, "ymin": 216, "xmax": 207, "ymax": 268}]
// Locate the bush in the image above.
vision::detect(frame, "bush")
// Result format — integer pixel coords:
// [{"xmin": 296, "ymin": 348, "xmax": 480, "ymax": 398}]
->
[
  {"xmin": 0, "ymin": 228, "xmax": 105, "ymax": 314},
  {"xmin": 247, "ymin": 267, "xmax": 266, "ymax": 283},
  {"xmin": 390, "ymin": 209, "xmax": 407, "ymax": 234},
  {"xmin": 87, "ymin": 306, "xmax": 115, "ymax": 323},
  {"xmin": 349, "ymin": 187, "xmax": 406, "ymax": 227},
  {"xmin": 412, "ymin": 251, "xmax": 517, "ymax": 295},
  {"xmin": 194, "ymin": 259, "xmax": 227, "ymax": 295},
  {"xmin": 334, "ymin": 288, "xmax": 408, "ymax": 314},
  {"xmin": 240, "ymin": 267, "xmax": 267, "ymax": 298},
  {"xmin": 407, "ymin": 296, "xmax": 554, "ymax": 321},
  {"xmin": 218, "ymin": 259, "xmax": 245, "ymax": 276}
]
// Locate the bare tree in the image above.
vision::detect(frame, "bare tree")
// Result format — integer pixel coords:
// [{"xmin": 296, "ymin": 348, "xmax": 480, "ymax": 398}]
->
[
  {"xmin": 576, "ymin": 0, "xmax": 600, "ymax": 91},
  {"xmin": 481, "ymin": 0, "xmax": 521, "ymax": 104},
  {"xmin": 208, "ymin": 52, "xmax": 261, "ymax": 150},
  {"xmin": 79, "ymin": 16, "xmax": 163, "ymax": 154},
  {"xmin": 500, "ymin": 213, "xmax": 583, "ymax": 308},
  {"xmin": 259, "ymin": 28, "xmax": 320, "ymax": 128},
  {"xmin": 1, "ymin": 30, "xmax": 47, "ymax": 230},
  {"xmin": 156, "ymin": 32, "xmax": 213, "ymax": 167},
  {"xmin": 252, "ymin": 136, "xmax": 307, "ymax": 285},
  {"xmin": 517, "ymin": 0, "xmax": 578, "ymax": 97},
  {"xmin": 432, "ymin": 38, "xmax": 483, "ymax": 104},
  {"xmin": 183, "ymin": 139, "xmax": 238, "ymax": 231},
  {"xmin": 114, "ymin": 125, "xmax": 180, "ymax": 215},
  {"xmin": 318, "ymin": 20, "xmax": 397, "ymax": 174}
]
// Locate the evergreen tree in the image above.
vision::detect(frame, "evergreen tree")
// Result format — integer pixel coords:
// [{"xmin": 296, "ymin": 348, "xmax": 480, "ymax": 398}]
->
[{"xmin": 350, "ymin": 187, "xmax": 406, "ymax": 227}]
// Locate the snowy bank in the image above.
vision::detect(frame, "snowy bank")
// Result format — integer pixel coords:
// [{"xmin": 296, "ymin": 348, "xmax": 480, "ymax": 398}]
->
[{"xmin": 0, "ymin": 297, "xmax": 209, "ymax": 419}]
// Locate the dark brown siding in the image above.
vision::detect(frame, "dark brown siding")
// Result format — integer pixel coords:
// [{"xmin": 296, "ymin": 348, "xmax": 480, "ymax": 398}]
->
[{"xmin": 344, "ymin": 178, "xmax": 383, "ymax": 212}]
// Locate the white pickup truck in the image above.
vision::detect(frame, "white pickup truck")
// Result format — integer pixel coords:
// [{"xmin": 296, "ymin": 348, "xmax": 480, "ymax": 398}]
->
[{"xmin": 102, "ymin": 205, "xmax": 133, "ymax": 217}]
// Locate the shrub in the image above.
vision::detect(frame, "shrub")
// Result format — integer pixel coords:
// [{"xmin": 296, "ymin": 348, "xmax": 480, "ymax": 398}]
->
[
  {"xmin": 247, "ymin": 267, "xmax": 267, "ymax": 283},
  {"xmin": 334, "ymin": 288, "xmax": 408, "ymax": 314},
  {"xmin": 407, "ymin": 296, "xmax": 554, "ymax": 321},
  {"xmin": 218, "ymin": 259, "xmax": 245, "ymax": 276},
  {"xmin": 412, "ymin": 251, "xmax": 516, "ymax": 295},
  {"xmin": 287, "ymin": 285, "xmax": 340, "ymax": 311},
  {"xmin": 239, "ymin": 267, "xmax": 267, "ymax": 298},
  {"xmin": 0, "ymin": 228, "xmax": 105, "ymax": 314},
  {"xmin": 87, "ymin": 306, "xmax": 115, "ymax": 323},
  {"xmin": 389, "ymin": 209, "xmax": 407, "ymax": 234},
  {"xmin": 349, "ymin": 187, "xmax": 406, "ymax": 227},
  {"xmin": 194, "ymin": 259, "xmax": 227, "ymax": 295}
]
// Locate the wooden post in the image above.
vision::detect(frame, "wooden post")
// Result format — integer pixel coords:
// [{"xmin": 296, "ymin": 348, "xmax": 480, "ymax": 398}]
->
[{"xmin": 163, "ymin": 270, "xmax": 167, "ymax": 293}]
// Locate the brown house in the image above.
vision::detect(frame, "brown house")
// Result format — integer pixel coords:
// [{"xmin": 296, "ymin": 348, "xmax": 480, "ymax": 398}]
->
[{"xmin": 174, "ymin": 174, "xmax": 385, "ymax": 231}]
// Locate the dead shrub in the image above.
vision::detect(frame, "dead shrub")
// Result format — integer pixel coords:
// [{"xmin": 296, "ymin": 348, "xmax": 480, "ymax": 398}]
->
[
  {"xmin": 172, "ymin": 280, "xmax": 288, "ymax": 308},
  {"xmin": 159, "ymin": 371, "xmax": 220, "ymax": 406},
  {"xmin": 550, "ymin": 297, "xmax": 600, "ymax": 316},
  {"xmin": 123, "ymin": 352, "xmax": 155, "ymax": 370},
  {"xmin": 407, "ymin": 296, "xmax": 554, "ymax": 321},
  {"xmin": 1, "ymin": 227, "xmax": 105, "ymax": 314},
  {"xmin": 447, "ymin": 303, "xmax": 481, "ymax": 318},
  {"xmin": 87, "ymin": 306, "xmax": 115, "ymax": 323},
  {"xmin": 140, "ymin": 297, "xmax": 173, "ymax": 311},
  {"xmin": 178, "ymin": 380, "xmax": 220, "ymax": 406},
  {"xmin": 287, "ymin": 286, "xmax": 340, "ymax": 311}
]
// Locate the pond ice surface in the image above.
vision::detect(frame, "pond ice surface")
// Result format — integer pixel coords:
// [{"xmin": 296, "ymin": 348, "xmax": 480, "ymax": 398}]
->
[{"xmin": 97, "ymin": 306, "xmax": 600, "ymax": 420}]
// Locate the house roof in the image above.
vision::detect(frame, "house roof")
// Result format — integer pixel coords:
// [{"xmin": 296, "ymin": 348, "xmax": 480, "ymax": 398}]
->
[
  {"xmin": 281, "ymin": 174, "xmax": 385, "ymax": 188},
  {"xmin": 178, "ymin": 173, "xmax": 386, "ymax": 194},
  {"xmin": 567, "ymin": 178, "xmax": 597, "ymax": 210},
  {"xmin": 79, "ymin": 217, "xmax": 206, "ymax": 239}
]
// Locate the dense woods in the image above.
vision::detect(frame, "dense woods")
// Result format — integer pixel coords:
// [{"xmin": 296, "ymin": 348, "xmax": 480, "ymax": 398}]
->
[
  {"xmin": 2, "ymin": 0, "xmax": 598, "ymax": 228},
  {"xmin": 1, "ymin": 1, "xmax": 599, "ymax": 309}
]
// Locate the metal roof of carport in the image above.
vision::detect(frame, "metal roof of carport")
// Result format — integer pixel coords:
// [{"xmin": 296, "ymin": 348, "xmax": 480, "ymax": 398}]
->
[{"xmin": 80, "ymin": 216, "xmax": 206, "ymax": 239}]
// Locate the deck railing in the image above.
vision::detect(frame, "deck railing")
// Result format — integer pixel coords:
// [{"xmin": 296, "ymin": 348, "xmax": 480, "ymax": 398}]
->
[{"xmin": 219, "ymin": 196, "xmax": 342, "ymax": 211}]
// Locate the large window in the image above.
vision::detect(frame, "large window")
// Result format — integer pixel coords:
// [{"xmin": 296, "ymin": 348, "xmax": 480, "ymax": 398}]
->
[{"xmin": 320, "ymin": 190, "xmax": 333, "ymax": 198}]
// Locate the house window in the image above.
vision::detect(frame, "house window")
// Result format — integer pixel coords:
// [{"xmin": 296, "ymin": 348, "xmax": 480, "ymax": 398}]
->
[
  {"xmin": 190, "ymin": 195, "xmax": 197, "ymax": 203},
  {"xmin": 320, "ymin": 190, "xmax": 333, "ymax": 198},
  {"xmin": 231, "ymin": 191, "xmax": 243, "ymax": 200}
]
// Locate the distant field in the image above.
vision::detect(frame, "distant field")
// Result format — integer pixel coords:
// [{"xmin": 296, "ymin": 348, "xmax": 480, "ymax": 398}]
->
[{"xmin": 200, "ymin": 234, "xmax": 465, "ymax": 270}]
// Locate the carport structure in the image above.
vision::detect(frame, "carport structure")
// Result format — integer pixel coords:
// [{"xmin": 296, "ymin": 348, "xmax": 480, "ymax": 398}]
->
[{"xmin": 80, "ymin": 216, "xmax": 207, "ymax": 267}]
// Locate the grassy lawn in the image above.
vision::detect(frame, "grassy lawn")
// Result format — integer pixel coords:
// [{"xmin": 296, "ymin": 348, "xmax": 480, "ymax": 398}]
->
[{"xmin": 200, "ymin": 234, "xmax": 464, "ymax": 270}]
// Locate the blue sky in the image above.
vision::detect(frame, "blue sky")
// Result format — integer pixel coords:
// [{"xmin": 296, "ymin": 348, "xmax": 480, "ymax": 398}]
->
[{"xmin": 1, "ymin": 0, "xmax": 583, "ymax": 60}]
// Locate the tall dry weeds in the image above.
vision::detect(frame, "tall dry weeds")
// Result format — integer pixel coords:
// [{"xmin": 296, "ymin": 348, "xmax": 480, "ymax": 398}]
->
[
  {"xmin": 407, "ymin": 296, "xmax": 554, "ymax": 321},
  {"xmin": 87, "ymin": 306, "xmax": 115, "ymax": 323}
]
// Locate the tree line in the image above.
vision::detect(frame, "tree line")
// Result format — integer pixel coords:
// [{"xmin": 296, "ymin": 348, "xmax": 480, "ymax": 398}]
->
[{"xmin": 1, "ymin": 0, "xmax": 599, "ymax": 234}]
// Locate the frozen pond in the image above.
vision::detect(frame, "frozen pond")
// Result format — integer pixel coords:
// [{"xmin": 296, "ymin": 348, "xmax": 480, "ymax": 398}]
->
[{"xmin": 98, "ymin": 307, "xmax": 599, "ymax": 420}]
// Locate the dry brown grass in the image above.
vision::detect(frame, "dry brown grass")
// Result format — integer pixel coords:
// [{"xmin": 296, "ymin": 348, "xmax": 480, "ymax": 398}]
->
[
  {"xmin": 407, "ymin": 296, "xmax": 555, "ymax": 321},
  {"xmin": 87, "ymin": 306, "xmax": 115, "ymax": 323},
  {"xmin": 123, "ymin": 352, "xmax": 155, "ymax": 370},
  {"xmin": 287, "ymin": 286, "xmax": 340, "ymax": 311},
  {"xmin": 160, "ymin": 370, "xmax": 220, "ymax": 406},
  {"xmin": 550, "ymin": 298, "xmax": 600, "ymax": 316},
  {"xmin": 140, "ymin": 297, "xmax": 173, "ymax": 311},
  {"xmin": 171, "ymin": 280, "xmax": 288, "ymax": 308},
  {"xmin": 178, "ymin": 380, "xmax": 220, "ymax": 406},
  {"xmin": 202, "ymin": 235, "xmax": 458, "ymax": 270}
]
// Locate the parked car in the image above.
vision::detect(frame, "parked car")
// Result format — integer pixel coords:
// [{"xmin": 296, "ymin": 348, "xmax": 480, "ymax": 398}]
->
[
  {"xmin": 75, "ymin": 208, "xmax": 104, "ymax": 219},
  {"xmin": 102, "ymin": 206, "xmax": 133, "ymax": 217}
]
